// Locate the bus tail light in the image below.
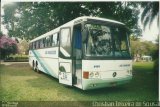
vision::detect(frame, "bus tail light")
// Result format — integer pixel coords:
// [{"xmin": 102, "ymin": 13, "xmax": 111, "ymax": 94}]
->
[{"xmin": 83, "ymin": 71, "xmax": 89, "ymax": 79}]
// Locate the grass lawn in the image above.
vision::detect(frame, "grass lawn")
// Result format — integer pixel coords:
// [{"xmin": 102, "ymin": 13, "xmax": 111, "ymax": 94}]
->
[{"xmin": 0, "ymin": 62, "xmax": 158, "ymax": 102}]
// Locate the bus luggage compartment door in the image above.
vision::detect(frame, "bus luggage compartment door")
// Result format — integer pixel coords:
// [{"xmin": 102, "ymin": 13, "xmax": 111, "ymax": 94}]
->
[{"xmin": 59, "ymin": 62, "xmax": 72, "ymax": 86}]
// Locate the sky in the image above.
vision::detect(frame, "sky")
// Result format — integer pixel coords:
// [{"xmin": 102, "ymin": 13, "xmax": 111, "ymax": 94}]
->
[
  {"xmin": 138, "ymin": 13, "xmax": 159, "ymax": 42},
  {"xmin": 1, "ymin": 0, "xmax": 159, "ymax": 42}
]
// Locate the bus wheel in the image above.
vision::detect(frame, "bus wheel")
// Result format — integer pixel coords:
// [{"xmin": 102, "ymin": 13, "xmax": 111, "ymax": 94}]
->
[
  {"xmin": 32, "ymin": 61, "xmax": 35, "ymax": 71},
  {"xmin": 36, "ymin": 61, "xmax": 40, "ymax": 73}
]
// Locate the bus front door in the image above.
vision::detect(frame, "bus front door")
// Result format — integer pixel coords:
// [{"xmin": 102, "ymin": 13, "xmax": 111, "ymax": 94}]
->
[
  {"xmin": 58, "ymin": 27, "xmax": 72, "ymax": 86},
  {"xmin": 59, "ymin": 62, "xmax": 72, "ymax": 86},
  {"xmin": 72, "ymin": 25, "xmax": 82, "ymax": 88}
]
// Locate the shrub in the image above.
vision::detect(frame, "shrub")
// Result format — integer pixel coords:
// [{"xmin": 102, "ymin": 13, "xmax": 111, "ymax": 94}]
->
[
  {"xmin": 4, "ymin": 55, "xmax": 28, "ymax": 62},
  {"xmin": 0, "ymin": 35, "xmax": 18, "ymax": 59}
]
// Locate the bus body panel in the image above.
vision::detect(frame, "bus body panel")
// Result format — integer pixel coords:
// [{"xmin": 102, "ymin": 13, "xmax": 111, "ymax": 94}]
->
[
  {"xmin": 59, "ymin": 58, "xmax": 72, "ymax": 86},
  {"xmin": 81, "ymin": 60, "xmax": 132, "ymax": 90},
  {"xmin": 29, "ymin": 47, "xmax": 59, "ymax": 78},
  {"xmin": 82, "ymin": 76, "xmax": 132, "ymax": 90}
]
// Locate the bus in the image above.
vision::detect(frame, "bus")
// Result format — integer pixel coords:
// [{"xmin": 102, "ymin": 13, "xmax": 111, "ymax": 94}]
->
[{"xmin": 29, "ymin": 16, "xmax": 132, "ymax": 90}]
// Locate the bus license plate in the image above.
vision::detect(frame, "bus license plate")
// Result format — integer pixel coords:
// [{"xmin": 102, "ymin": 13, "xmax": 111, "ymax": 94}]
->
[{"xmin": 110, "ymin": 82, "xmax": 117, "ymax": 86}]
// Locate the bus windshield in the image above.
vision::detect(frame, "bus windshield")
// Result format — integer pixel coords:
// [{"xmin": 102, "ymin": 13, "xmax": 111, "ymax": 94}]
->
[{"xmin": 85, "ymin": 23, "xmax": 131, "ymax": 58}]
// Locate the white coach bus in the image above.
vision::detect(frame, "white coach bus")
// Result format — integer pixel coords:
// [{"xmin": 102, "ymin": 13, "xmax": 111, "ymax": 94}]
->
[{"xmin": 29, "ymin": 16, "xmax": 132, "ymax": 90}]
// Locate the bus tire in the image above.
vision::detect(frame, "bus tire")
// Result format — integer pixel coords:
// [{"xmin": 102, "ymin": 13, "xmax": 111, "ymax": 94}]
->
[
  {"xmin": 36, "ymin": 61, "xmax": 40, "ymax": 73},
  {"xmin": 32, "ymin": 60, "xmax": 35, "ymax": 71}
]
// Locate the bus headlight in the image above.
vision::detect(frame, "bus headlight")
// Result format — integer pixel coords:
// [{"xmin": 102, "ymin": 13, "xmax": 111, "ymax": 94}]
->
[
  {"xmin": 89, "ymin": 72, "xmax": 100, "ymax": 78},
  {"xmin": 83, "ymin": 71, "xmax": 100, "ymax": 79},
  {"xmin": 95, "ymin": 72, "xmax": 99, "ymax": 77},
  {"xmin": 89, "ymin": 72, "xmax": 94, "ymax": 78}
]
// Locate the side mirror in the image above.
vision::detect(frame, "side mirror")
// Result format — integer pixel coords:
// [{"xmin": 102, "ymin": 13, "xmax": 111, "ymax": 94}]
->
[{"xmin": 82, "ymin": 28, "xmax": 88, "ymax": 43}]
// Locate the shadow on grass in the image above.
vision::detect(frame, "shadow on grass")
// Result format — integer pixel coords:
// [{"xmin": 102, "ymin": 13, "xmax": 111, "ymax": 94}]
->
[
  {"xmin": 27, "ymin": 63, "xmax": 158, "ymax": 101},
  {"xmin": 0, "ymin": 63, "xmax": 40, "ymax": 77},
  {"xmin": 26, "ymin": 69, "xmax": 129, "ymax": 99},
  {"xmin": 76, "ymin": 86, "xmax": 127, "ymax": 97}
]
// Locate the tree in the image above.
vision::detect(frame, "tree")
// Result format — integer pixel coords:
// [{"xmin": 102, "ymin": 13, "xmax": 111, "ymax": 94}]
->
[
  {"xmin": 2, "ymin": 3, "xmax": 19, "ymax": 37},
  {"xmin": 2, "ymin": 2, "xmax": 140, "ymax": 40},
  {"xmin": 18, "ymin": 39, "xmax": 29, "ymax": 55},
  {"xmin": 141, "ymin": 2, "xmax": 159, "ymax": 29},
  {"xmin": 130, "ymin": 34, "xmax": 158, "ymax": 60},
  {"xmin": 140, "ymin": 2, "xmax": 159, "ymax": 74},
  {"xmin": 0, "ymin": 35, "xmax": 18, "ymax": 59}
]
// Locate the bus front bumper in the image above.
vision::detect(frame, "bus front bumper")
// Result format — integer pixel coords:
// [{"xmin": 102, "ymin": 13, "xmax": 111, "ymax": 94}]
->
[{"xmin": 82, "ymin": 76, "xmax": 132, "ymax": 90}]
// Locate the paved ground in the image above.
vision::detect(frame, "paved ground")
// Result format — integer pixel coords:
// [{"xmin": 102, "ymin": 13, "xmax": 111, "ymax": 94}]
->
[{"xmin": 0, "ymin": 61, "xmax": 28, "ymax": 66}]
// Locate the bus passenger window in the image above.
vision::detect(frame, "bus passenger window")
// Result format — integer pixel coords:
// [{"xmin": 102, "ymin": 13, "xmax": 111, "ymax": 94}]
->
[
  {"xmin": 45, "ymin": 37, "xmax": 48, "ymax": 47},
  {"xmin": 60, "ymin": 28, "xmax": 71, "ymax": 57},
  {"xmin": 50, "ymin": 35, "xmax": 53, "ymax": 46},
  {"xmin": 52, "ymin": 33, "xmax": 58, "ymax": 46},
  {"xmin": 36, "ymin": 41, "xmax": 39, "ymax": 49},
  {"xmin": 34, "ymin": 42, "xmax": 36, "ymax": 49},
  {"xmin": 38, "ymin": 41, "xmax": 40, "ymax": 49},
  {"xmin": 46, "ymin": 37, "xmax": 49, "ymax": 47},
  {"xmin": 40, "ymin": 39, "xmax": 43, "ymax": 48},
  {"xmin": 43, "ymin": 38, "xmax": 45, "ymax": 48}
]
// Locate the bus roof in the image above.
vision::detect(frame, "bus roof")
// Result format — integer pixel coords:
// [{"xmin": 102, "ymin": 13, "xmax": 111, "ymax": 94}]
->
[
  {"xmin": 30, "ymin": 16, "xmax": 125, "ymax": 43},
  {"xmin": 80, "ymin": 16, "xmax": 124, "ymax": 25}
]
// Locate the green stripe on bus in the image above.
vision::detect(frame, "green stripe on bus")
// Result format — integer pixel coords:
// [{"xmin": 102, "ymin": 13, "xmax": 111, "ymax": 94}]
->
[{"xmin": 32, "ymin": 50, "xmax": 56, "ymax": 76}]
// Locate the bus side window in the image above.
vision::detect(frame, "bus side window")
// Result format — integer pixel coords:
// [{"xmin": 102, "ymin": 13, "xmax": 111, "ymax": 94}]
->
[
  {"xmin": 34, "ymin": 42, "xmax": 36, "ymax": 49},
  {"xmin": 46, "ymin": 37, "xmax": 48, "ymax": 47},
  {"xmin": 49, "ymin": 35, "xmax": 52, "ymax": 47},
  {"xmin": 44, "ymin": 38, "xmax": 47, "ymax": 48},
  {"xmin": 43, "ymin": 38, "xmax": 45, "ymax": 48},
  {"xmin": 35, "ymin": 41, "xmax": 37, "ymax": 49},
  {"xmin": 37, "ymin": 41, "xmax": 39, "ymax": 49},
  {"xmin": 47, "ymin": 37, "xmax": 51, "ymax": 47},
  {"xmin": 52, "ymin": 33, "xmax": 58, "ymax": 46},
  {"xmin": 50, "ymin": 35, "xmax": 53, "ymax": 47},
  {"xmin": 57, "ymin": 32, "xmax": 59, "ymax": 45},
  {"xmin": 60, "ymin": 28, "xmax": 71, "ymax": 57},
  {"xmin": 40, "ymin": 39, "xmax": 43, "ymax": 48},
  {"xmin": 38, "ymin": 41, "xmax": 39, "ymax": 49}
]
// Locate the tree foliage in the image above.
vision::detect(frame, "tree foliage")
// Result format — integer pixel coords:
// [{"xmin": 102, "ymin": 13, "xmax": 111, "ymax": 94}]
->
[
  {"xmin": 2, "ymin": 2, "xmax": 140, "ymax": 40},
  {"xmin": 140, "ymin": 2, "xmax": 159, "ymax": 74},
  {"xmin": 130, "ymin": 37, "xmax": 158, "ymax": 61},
  {"xmin": 141, "ymin": 2, "xmax": 159, "ymax": 29},
  {"xmin": 0, "ymin": 34, "xmax": 18, "ymax": 59},
  {"xmin": 18, "ymin": 39, "xmax": 29, "ymax": 55}
]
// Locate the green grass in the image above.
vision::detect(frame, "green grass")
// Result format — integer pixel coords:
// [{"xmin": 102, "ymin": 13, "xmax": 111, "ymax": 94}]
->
[{"xmin": 0, "ymin": 62, "xmax": 158, "ymax": 102}]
